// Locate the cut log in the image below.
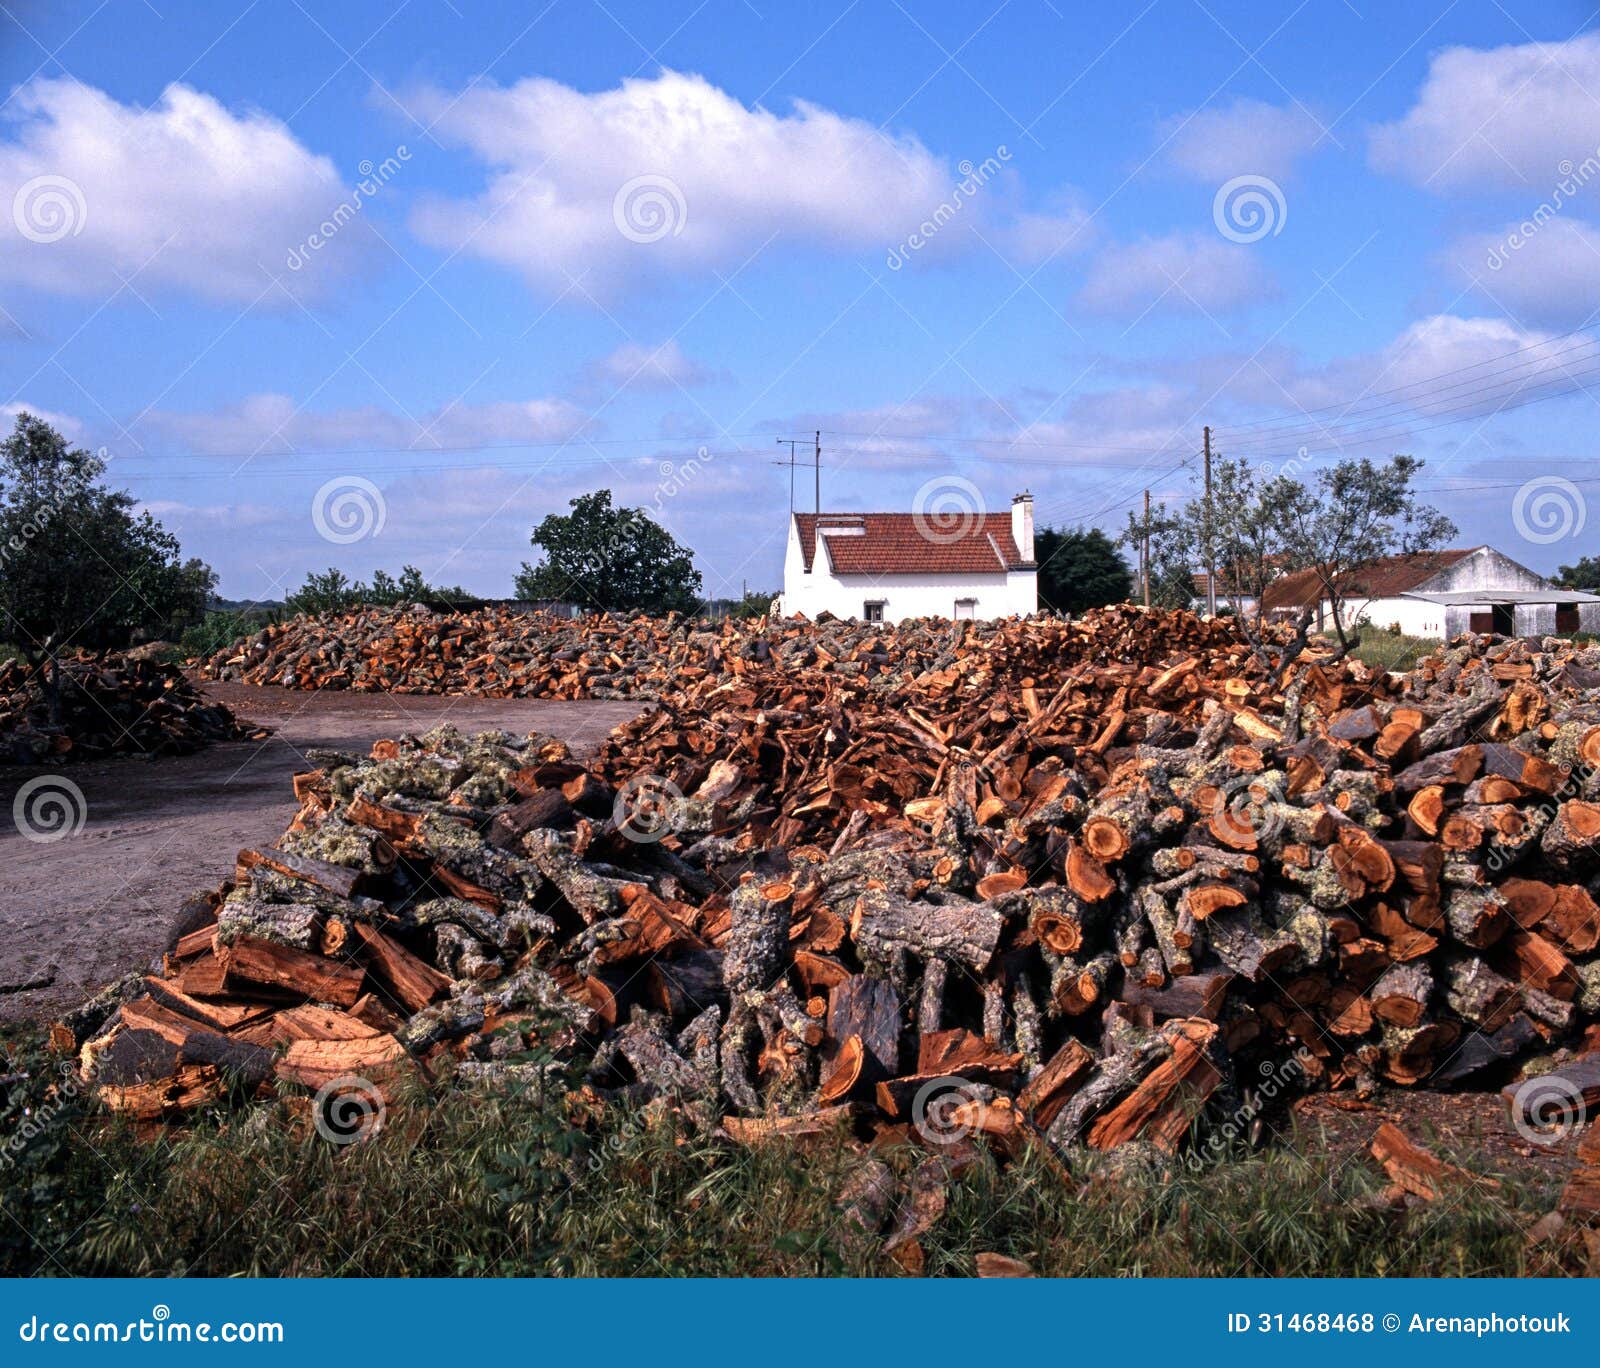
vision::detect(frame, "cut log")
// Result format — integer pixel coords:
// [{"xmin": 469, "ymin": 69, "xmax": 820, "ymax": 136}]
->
[
  {"xmin": 1084, "ymin": 1019, "xmax": 1223, "ymax": 1152},
  {"xmin": 1370, "ymin": 1121, "xmax": 1496, "ymax": 1200},
  {"xmin": 1543, "ymin": 800, "xmax": 1600, "ymax": 869},
  {"xmin": 725, "ymin": 879, "xmax": 794, "ymax": 994},
  {"xmin": 1121, "ymin": 970, "xmax": 1234, "ymax": 1021},
  {"xmin": 1016, "ymin": 1037, "xmax": 1095, "ymax": 1129},
  {"xmin": 235, "ymin": 847, "xmax": 361, "ymax": 899},
  {"xmin": 1369, "ymin": 961, "xmax": 1433, "ymax": 1026},
  {"xmin": 850, "ymin": 890, "xmax": 1002, "ymax": 971},
  {"xmin": 221, "ymin": 936, "xmax": 365, "ymax": 1006},
  {"xmin": 350, "ymin": 921, "xmax": 451, "ymax": 1012},
  {"xmin": 825, "ymin": 976, "xmax": 901, "ymax": 1096},
  {"xmin": 275, "ymin": 1034, "xmax": 410, "ymax": 1090}
]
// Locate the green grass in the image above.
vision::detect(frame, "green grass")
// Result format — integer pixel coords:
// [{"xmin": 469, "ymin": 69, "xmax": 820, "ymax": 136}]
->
[
  {"xmin": 0, "ymin": 1027, "xmax": 1574, "ymax": 1278},
  {"xmin": 1346, "ymin": 632, "xmax": 1438, "ymax": 674}
]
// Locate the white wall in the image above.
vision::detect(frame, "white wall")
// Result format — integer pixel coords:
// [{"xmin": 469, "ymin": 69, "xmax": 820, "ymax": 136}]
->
[
  {"xmin": 1336, "ymin": 595, "xmax": 1449, "ymax": 638},
  {"xmin": 780, "ymin": 520, "xmax": 1037, "ymax": 621}
]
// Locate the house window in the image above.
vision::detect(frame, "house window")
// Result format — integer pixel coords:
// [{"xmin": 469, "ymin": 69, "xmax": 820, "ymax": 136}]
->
[
  {"xmin": 954, "ymin": 598, "xmax": 977, "ymax": 620},
  {"xmin": 863, "ymin": 601, "xmax": 885, "ymax": 623}
]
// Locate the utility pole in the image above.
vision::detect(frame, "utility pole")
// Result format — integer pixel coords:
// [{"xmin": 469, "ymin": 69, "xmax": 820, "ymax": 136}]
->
[
  {"xmin": 775, "ymin": 439, "xmax": 799, "ymax": 514},
  {"xmin": 814, "ymin": 430, "xmax": 821, "ymax": 514},
  {"xmin": 1142, "ymin": 488, "xmax": 1151, "ymax": 609},
  {"xmin": 1203, "ymin": 424, "xmax": 1216, "ymax": 618}
]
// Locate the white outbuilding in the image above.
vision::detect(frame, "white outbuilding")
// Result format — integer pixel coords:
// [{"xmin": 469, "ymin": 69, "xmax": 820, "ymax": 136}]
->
[
  {"xmin": 1260, "ymin": 545, "xmax": 1600, "ymax": 639},
  {"xmin": 778, "ymin": 493, "xmax": 1038, "ymax": 622}
]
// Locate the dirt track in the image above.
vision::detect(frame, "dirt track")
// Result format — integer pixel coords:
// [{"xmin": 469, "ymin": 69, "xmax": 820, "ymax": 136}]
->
[{"xmin": 0, "ymin": 683, "xmax": 640, "ymax": 1023}]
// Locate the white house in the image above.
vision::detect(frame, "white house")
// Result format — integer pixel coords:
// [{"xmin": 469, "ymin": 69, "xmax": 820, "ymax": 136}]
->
[
  {"xmin": 1260, "ymin": 545, "xmax": 1600, "ymax": 639},
  {"xmin": 778, "ymin": 493, "xmax": 1038, "ymax": 622}
]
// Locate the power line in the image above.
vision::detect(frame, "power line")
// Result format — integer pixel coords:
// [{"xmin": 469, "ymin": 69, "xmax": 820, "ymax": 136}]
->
[
  {"xmin": 1212, "ymin": 349, "xmax": 1600, "ymax": 453},
  {"xmin": 115, "ymin": 441, "xmax": 1224, "ymax": 483},
  {"xmin": 822, "ymin": 427, "xmax": 1197, "ymax": 456},
  {"xmin": 1210, "ymin": 364, "xmax": 1600, "ymax": 458},
  {"xmin": 1208, "ymin": 324, "xmax": 1600, "ymax": 436}
]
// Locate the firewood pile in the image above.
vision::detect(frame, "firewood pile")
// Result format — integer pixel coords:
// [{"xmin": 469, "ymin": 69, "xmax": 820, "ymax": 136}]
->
[
  {"xmin": 54, "ymin": 608, "xmax": 1600, "ymax": 1168},
  {"xmin": 0, "ymin": 654, "xmax": 266, "ymax": 764},
  {"xmin": 200, "ymin": 603, "xmax": 723, "ymax": 699},
  {"xmin": 197, "ymin": 601, "xmax": 1250, "ymax": 702}
]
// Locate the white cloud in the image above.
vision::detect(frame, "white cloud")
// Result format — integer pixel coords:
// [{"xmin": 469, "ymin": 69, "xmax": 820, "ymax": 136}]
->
[
  {"xmin": 134, "ymin": 391, "xmax": 592, "ymax": 455},
  {"xmin": 1002, "ymin": 383, "xmax": 1203, "ymax": 465},
  {"xmin": 1357, "ymin": 313, "xmax": 1578, "ymax": 419},
  {"xmin": 137, "ymin": 498, "xmax": 283, "ymax": 531},
  {"xmin": 1146, "ymin": 315, "xmax": 1577, "ymax": 458},
  {"xmin": 1446, "ymin": 215, "xmax": 1600, "ymax": 326},
  {"xmin": 1, "ymin": 400, "xmax": 85, "ymax": 440},
  {"xmin": 1001, "ymin": 202, "xmax": 1096, "ymax": 266},
  {"xmin": 1370, "ymin": 33, "xmax": 1600, "ymax": 190},
  {"xmin": 583, "ymin": 339, "xmax": 716, "ymax": 391},
  {"xmin": 1077, "ymin": 232, "xmax": 1274, "ymax": 317},
  {"xmin": 0, "ymin": 79, "xmax": 375, "ymax": 305},
  {"xmin": 404, "ymin": 69, "xmax": 996, "ymax": 295},
  {"xmin": 1162, "ymin": 98, "xmax": 1326, "ymax": 182}
]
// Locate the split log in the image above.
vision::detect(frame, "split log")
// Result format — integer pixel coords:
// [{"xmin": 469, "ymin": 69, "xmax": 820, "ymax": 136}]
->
[
  {"xmin": 1370, "ymin": 1122, "xmax": 1496, "ymax": 1200},
  {"xmin": 350, "ymin": 921, "xmax": 451, "ymax": 1012},
  {"xmin": 221, "ymin": 936, "xmax": 365, "ymax": 1007},
  {"xmin": 825, "ymin": 976, "xmax": 901, "ymax": 1100}
]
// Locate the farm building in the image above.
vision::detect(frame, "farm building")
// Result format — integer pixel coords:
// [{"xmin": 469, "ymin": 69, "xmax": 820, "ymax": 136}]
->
[
  {"xmin": 779, "ymin": 493, "xmax": 1038, "ymax": 622},
  {"xmin": 1260, "ymin": 545, "xmax": 1600, "ymax": 638}
]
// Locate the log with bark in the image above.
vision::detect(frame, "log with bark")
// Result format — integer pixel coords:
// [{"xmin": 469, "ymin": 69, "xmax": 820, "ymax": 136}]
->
[{"xmin": 40, "ymin": 609, "xmax": 1600, "ymax": 1165}]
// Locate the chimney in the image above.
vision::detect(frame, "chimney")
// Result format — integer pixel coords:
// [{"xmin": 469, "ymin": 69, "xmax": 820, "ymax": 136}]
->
[{"xmin": 1011, "ymin": 491, "xmax": 1035, "ymax": 564}]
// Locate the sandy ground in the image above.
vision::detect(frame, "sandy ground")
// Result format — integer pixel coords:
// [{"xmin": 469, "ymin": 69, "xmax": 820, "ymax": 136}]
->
[{"xmin": 0, "ymin": 682, "xmax": 640, "ymax": 1023}]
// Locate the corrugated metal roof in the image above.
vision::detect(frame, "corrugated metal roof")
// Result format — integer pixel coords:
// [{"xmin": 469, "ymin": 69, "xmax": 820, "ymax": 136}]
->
[
  {"xmin": 1260, "ymin": 549, "xmax": 1477, "ymax": 609},
  {"xmin": 1403, "ymin": 589, "xmax": 1600, "ymax": 605}
]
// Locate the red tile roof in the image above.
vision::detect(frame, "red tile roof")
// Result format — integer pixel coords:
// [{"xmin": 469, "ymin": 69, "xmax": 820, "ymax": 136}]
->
[
  {"xmin": 794, "ymin": 513, "xmax": 1031, "ymax": 575},
  {"xmin": 1261, "ymin": 549, "xmax": 1475, "ymax": 610}
]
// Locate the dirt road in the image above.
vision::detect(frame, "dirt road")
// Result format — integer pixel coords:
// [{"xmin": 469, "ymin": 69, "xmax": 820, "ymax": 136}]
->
[{"xmin": 0, "ymin": 683, "xmax": 640, "ymax": 1023}]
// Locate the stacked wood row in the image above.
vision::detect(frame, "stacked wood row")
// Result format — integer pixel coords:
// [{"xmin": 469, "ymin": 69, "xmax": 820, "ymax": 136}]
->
[
  {"xmin": 202, "ymin": 603, "xmax": 732, "ymax": 699},
  {"xmin": 0, "ymin": 654, "xmax": 267, "ymax": 764},
  {"xmin": 198, "ymin": 602, "xmax": 1251, "ymax": 702},
  {"xmin": 59, "ymin": 610, "xmax": 1600, "ymax": 1165}
]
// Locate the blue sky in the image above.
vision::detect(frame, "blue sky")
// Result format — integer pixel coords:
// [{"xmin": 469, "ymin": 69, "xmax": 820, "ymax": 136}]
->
[{"xmin": 4, "ymin": 0, "xmax": 1600, "ymax": 602}]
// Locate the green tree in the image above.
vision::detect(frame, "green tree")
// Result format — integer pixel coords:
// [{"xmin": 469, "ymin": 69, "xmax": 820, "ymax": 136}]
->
[
  {"xmin": 1125, "ymin": 452, "xmax": 1454, "ymax": 674},
  {"xmin": 0, "ymin": 413, "xmax": 214, "ymax": 717},
  {"xmin": 1556, "ymin": 555, "xmax": 1600, "ymax": 590},
  {"xmin": 514, "ymin": 489, "xmax": 702, "ymax": 614},
  {"xmin": 283, "ymin": 564, "xmax": 471, "ymax": 615},
  {"xmin": 1035, "ymin": 526, "xmax": 1133, "ymax": 614},
  {"xmin": 1273, "ymin": 455, "xmax": 1456, "ymax": 654},
  {"xmin": 1120, "ymin": 503, "xmax": 1195, "ymax": 609},
  {"xmin": 284, "ymin": 568, "xmax": 356, "ymax": 616}
]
